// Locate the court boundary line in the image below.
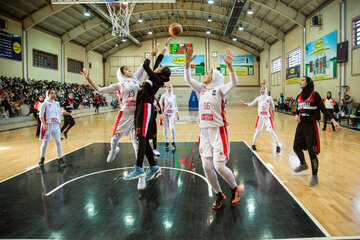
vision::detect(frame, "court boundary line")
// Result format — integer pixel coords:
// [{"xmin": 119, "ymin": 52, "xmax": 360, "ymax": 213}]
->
[
  {"xmin": 45, "ymin": 166, "xmax": 213, "ymax": 197},
  {"xmin": 242, "ymin": 141, "xmax": 331, "ymax": 238},
  {"xmin": 0, "ymin": 142, "xmax": 95, "ymax": 184}
]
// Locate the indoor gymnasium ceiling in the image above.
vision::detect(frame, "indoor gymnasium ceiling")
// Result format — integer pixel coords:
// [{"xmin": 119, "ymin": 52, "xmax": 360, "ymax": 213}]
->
[{"xmin": 0, "ymin": 0, "xmax": 339, "ymax": 57}]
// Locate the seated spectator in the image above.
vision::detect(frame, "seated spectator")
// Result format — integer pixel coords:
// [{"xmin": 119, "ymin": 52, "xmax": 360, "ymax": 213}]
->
[{"xmin": 341, "ymin": 94, "xmax": 354, "ymax": 115}]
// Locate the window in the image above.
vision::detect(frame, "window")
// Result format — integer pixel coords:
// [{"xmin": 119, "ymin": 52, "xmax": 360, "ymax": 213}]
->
[
  {"xmin": 33, "ymin": 49, "xmax": 58, "ymax": 70},
  {"xmin": 352, "ymin": 16, "xmax": 360, "ymax": 48},
  {"xmin": 287, "ymin": 48, "xmax": 301, "ymax": 68},
  {"xmin": 271, "ymin": 57, "xmax": 281, "ymax": 73},
  {"xmin": 68, "ymin": 58, "xmax": 83, "ymax": 74}
]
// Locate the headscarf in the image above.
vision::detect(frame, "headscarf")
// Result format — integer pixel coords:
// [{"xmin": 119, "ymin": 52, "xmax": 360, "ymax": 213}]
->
[
  {"xmin": 206, "ymin": 69, "xmax": 224, "ymax": 88},
  {"xmin": 300, "ymin": 76, "xmax": 314, "ymax": 100},
  {"xmin": 166, "ymin": 84, "xmax": 173, "ymax": 95},
  {"xmin": 260, "ymin": 85, "xmax": 268, "ymax": 101},
  {"xmin": 117, "ymin": 67, "xmax": 134, "ymax": 83}
]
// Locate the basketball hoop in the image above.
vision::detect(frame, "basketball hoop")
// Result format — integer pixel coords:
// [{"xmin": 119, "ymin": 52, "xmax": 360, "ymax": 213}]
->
[{"xmin": 106, "ymin": 1, "xmax": 135, "ymax": 37}]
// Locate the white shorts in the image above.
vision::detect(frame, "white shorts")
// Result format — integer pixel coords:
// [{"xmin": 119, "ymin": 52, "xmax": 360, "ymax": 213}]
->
[
  {"xmin": 112, "ymin": 111, "xmax": 135, "ymax": 140},
  {"xmin": 255, "ymin": 116, "xmax": 274, "ymax": 131},
  {"xmin": 162, "ymin": 114, "xmax": 176, "ymax": 129},
  {"xmin": 198, "ymin": 126, "xmax": 230, "ymax": 162},
  {"xmin": 41, "ymin": 123, "xmax": 61, "ymax": 141}
]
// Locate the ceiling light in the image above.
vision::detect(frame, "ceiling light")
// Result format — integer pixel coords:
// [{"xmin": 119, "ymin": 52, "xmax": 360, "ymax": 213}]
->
[
  {"xmin": 232, "ymin": 37, "xmax": 237, "ymax": 41},
  {"xmin": 206, "ymin": 30, "xmax": 211, "ymax": 34},
  {"xmin": 138, "ymin": 17, "xmax": 143, "ymax": 23},
  {"xmin": 122, "ymin": 38, "xmax": 127, "ymax": 42},
  {"xmin": 207, "ymin": 16, "xmax": 212, "ymax": 22},
  {"xmin": 208, "ymin": 0, "xmax": 214, "ymax": 4},
  {"xmin": 115, "ymin": 44, "xmax": 118, "ymax": 47},
  {"xmin": 122, "ymin": 1, "xmax": 128, "ymax": 4},
  {"xmin": 83, "ymin": 11, "xmax": 90, "ymax": 17},
  {"xmin": 247, "ymin": 7, "xmax": 253, "ymax": 15},
  {"xmin": 148, "ymin": 30, "xmax": 153, "ymax": 34},
  {"xmin": 238, "ymin": 25, "xmax": 244, "ymax": 31}
]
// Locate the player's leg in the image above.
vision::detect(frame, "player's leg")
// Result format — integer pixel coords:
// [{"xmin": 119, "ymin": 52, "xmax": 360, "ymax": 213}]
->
[
  {"xmin": 53, "ymin": 123, "xmax": 65, "ymax": 167},
  {"xmin": 169, "ymin": 115, "xmax": 176, "ymax": 150},
  {"xmin": 212, "ymin": 126, "xmax": 242, "ymax": 206},
  {"xmin": 305, "ymin": 121, "xmax": 321, "ymax": 186},
  {"xmin": 163, "ymin": 115, "xmax": 169, "ymax": 149},
  {"xmin": 61, "ymin": 115, "xmax": 70, "ymax": 137},
  {"xmin": 293, "ymin": 123, "xmax": 309, "ymax": 172},
  {"xmin": 63, "ymin": 115, "xmax": 75, "ymax": 138},
  {"xmin": 252, "ymin": 116, "xmax": 264, "ymax": 150},
  {"xmin": 265, "ymin": 117, "xmax": 281, "ymax": 153},
  {"xmin": 107, "ymin": 111, "xmax": 124, "ymax": 163}
]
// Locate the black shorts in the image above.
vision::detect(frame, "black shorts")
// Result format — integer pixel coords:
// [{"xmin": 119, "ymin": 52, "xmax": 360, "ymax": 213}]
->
[
  {"xmin": 135, "ymin": 103, "xmax": 153, "ymax": 138},
  {"xmin": 293, "ymin": 120, "xmax": 321, "ymax": 154}
]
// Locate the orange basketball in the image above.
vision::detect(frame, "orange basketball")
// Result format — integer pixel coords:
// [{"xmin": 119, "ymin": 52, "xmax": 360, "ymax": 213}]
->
[{"xmin": 169, "ymin": 23, "xmax": 183, "ymax": 37}]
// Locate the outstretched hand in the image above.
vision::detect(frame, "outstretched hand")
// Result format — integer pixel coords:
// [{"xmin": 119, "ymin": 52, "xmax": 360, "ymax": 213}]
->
[
  {"xmin": 165, "ymin": 37, "xmax": 172, "ymax": 47},
  {"xmin": 151, "ymin": 43, "xmax": 160, "ymax": 56},
  {"xmin": 80, "ymin": 68, "xmax": 90, "ymax": 80},
  {"xmin": 185, "ymin": 48, "xmax": 196, "ymax": 64},
  {"xmin": 239, "ymin": 100, "xmax": 245, "ymax": 105},
  {"xmin": 222, "ymin": 48, "xmax": 234, "ymax": 67}
]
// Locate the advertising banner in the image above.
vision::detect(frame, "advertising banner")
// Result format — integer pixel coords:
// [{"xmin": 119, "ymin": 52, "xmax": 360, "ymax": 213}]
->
[
  {"xmin": 305, "ymin": 30, "xmax": 337, "ymax": 80},
  {"xmin": 161, "ymin": 55, "xmax": 205, "ymax": 75},
  {"xmin": 0, "ymin": 30, "xmax": 22, "ymax": 61},
  {"xmin": 220, "ymin": 54, "xmax": 254, "ymax": 75}
]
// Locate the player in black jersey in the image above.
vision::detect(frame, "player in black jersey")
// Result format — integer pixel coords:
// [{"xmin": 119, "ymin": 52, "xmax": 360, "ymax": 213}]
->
[
  {"xmin": 61, "ymin": 93, "xmax": 76, "ymax": 138},
  {"xmin": 293, "ymin": 76, "xmax": 341, "ymax": 186},
  {"xmin": 124, "ymin": 38, "xmax": 172, "ymax": 181}
]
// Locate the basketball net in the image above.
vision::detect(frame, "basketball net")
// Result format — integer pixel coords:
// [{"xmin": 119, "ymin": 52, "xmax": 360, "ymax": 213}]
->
[{"xmin": 106, "ymin": 2, "xmax": 135, "ymax": 37}]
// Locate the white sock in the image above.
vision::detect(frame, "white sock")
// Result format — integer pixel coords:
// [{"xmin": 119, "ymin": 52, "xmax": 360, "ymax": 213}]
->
[
  {"xmin": 40, "ymin": 140, "xmax": 49, "ymax": 158},
  {"xmin": 110, "ymin": 135, "xmax": 121, "ymax": 153},
  {"xmin": 54, "ymin": 138, "xmax": 63, "ymax": 158},
  {"xmin": 170, "ymin": 127, "xmax": 175, "ymax": 143},
  {"xmin": 269, "ymin": 129, "xmax": 280, "ymax": 147},
  {"xmin": 163, "ymin": 127, "xmax": 169, "ymax": 143},
  {"xmin": 202, "ymin": 157, "xmax": 221, "ymax": 193},
  {"xmin": 252, "ymin": 129, "xmax": 261, "ymax": 145},
  {"xmin": 214, "ymin": 161, "xmax": 237, "ymax": 189}
]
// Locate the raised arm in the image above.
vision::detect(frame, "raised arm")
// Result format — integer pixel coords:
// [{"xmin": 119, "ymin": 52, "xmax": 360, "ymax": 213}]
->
[
  {"xmin": 219, "ymin": 49, "xmax": 237, "ymax": 97},
  {"xmin": 133, "ymin": 64, "xmax": 145, "ymax": 83},
  {"xmin": 239, "ymin": 97, "xmax": 259, "ymax": 107},
  {"xmin": 154, "ymin": 37, "xmax": 172, "ymax": 70},
  {"xmin": 184, "ymin": 48, "xmax": 203, "ymax": 93}
]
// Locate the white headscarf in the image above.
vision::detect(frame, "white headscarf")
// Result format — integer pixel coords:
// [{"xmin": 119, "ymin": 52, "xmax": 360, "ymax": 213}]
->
[
  {"xmin": 206, "ymin": 69, "xmax": 224, "ymax": 88},
  {"xmin": 166, "ymin": 84, "xmax": 173, "ymax": 95},
  {"xmin": 117, "ymin": 67, "xmax": 135, "ymax": 83},
  {"xmin": 260, "ymin": 85, "xmax": 268, "ymax": 100}
]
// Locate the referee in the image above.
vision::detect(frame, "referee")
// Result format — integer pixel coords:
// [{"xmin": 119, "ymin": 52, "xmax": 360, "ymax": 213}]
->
[{"xmin": 293, "ymin": 76, "xmax": 341, "ymax": 186}]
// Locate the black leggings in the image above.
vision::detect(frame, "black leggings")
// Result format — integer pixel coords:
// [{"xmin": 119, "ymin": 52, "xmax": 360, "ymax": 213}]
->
[
  {"xmin": 323, "ymin": 109, "xmax": 335, "ymax": 130},
  {"xmin": 61, "ymin": 115, "xmax": 75, "ymax": 133},
  {"xmin": 136, "ymin": 136, "xmax": 157, "ymax": 167}
]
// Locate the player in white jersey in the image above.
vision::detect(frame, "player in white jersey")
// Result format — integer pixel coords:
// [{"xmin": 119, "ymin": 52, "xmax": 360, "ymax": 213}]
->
[
  {"xmin": 184, "ymin": 48, "xmax": 242, "ymax": 210},
  {"xmin": 159, "ymin": 84, "xmax": 179, "ymax": 150},
  {"xmin": 81, "ymin": 65, "xmax": 146, "ymax": 189},
  {"xmin": 39, "ymin": 89, "xmax": 75, "ymax": 167},
  {"xmin": 239, "ymin": 85, "xmax": 281, "ymax": 153}
]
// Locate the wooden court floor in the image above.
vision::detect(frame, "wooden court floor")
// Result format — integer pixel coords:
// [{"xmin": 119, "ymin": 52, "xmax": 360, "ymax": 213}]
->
[{"xmin": 0, "ymin": 106, "xmax": 359, "ymax": 237}]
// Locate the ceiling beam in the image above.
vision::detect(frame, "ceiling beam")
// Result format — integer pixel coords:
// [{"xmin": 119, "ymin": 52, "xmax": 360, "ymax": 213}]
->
[
  {"xmin": 85, "ymin": 3, "xmax": 141, "ymax": 48},
  {"xmin": 132, "ymin": 3, "xmax": 284, "ymax": 40},
  {"xmin": 104, "ymin": 31, "xmax": 260, "ymax": 58},
  {"xmin": 249, "ymin": 0, "xmax": 306, "ymax": 27},
  {"xmin": 131, "ymin": 19, "xmax": 269, "ymax": 50},
  {"xmin": 23, "ymin": 4, "xmax": 71, "ymax": 30},
  {"xmin": 61, "ymin": 18, "xmax": 103, "ymax": 43}
]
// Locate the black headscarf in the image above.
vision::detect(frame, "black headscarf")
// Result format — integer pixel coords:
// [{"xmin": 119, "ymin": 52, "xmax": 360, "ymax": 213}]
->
[{"xmin": 301, "ymin": 76, "xmax": 314, "ymax": 100}]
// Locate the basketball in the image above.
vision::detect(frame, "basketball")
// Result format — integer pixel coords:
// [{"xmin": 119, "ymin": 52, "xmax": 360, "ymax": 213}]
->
[{"xmin": 169, "ymin": 23, "xmax": 183, "ymax": 37}]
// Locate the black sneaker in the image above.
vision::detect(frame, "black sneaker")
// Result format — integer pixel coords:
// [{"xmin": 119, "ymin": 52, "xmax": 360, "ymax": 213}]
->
[
  {"xmin": 251, "ymin": 145, "xmax": 257, "ymax": 151},
  {"xmin": 276, "ymin": 146, "xmax": 281, "ymax": 153},
  {"xmin": 63, "ymin": 131, "xmax": 68, "ymax": 139},
  {"xmin": 39, "ymin": 157, "xmax": 45, "ymax": 166},
  {"xmin": 171, "ymin": 142, "xmax": 176, "ymax": 150},
  {"xmin": 164, "ymin": 142, "xmax": 169, "ymax": 150},
  {"xmin": 212, "ymin": 192, "xmax": 226, "ymax": 210},
  {"xmin": 57, "ymin": 158, "xmax": 66, "ymax": 168}
]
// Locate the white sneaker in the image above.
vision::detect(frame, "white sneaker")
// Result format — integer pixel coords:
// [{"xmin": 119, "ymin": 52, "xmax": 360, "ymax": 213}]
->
[
  {"xmin": 107, "ymin": 146, "xmax": 119, "ymax": 163},
  {"xmin": 153, "ymin": 149, "xmax": 160, "ymax": 157},
  {"xmin": 137, "ymin": 176, "xmax": 146, "ymax": 190}
]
